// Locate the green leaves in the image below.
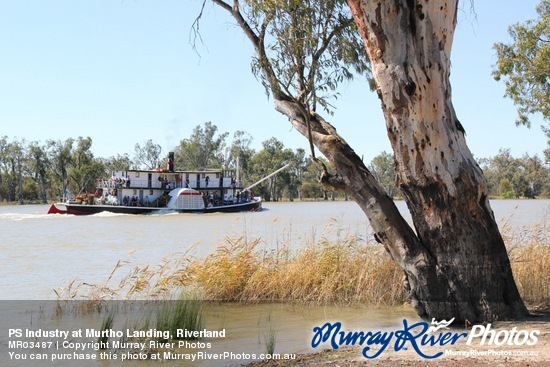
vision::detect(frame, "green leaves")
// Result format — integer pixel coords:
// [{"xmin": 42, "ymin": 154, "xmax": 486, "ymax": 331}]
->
[
  {"xmin": 173, "ymin": 122, "xmax": 228, "ymax": 170},
  {"xmin": 493, "ymin": 0, "xmax": 550, "ymax": 128},
  {"xmin": 133, "ymin": 139, "xmax": 163, "ymax": 170},
  {"xmin": 239, "ymin": 0, "xmax": 371, "ymax": 114}
]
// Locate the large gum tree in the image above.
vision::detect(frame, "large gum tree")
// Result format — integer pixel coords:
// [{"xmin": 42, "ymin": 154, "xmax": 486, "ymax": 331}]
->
[{"xmin": 199, "ymin": 0, "xmax": 529, "ymax": 322}]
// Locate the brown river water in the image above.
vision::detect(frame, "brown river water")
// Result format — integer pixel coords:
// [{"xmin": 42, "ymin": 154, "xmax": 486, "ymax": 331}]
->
[{"xmin": 1, "ymin": 200, "xmax": 548, "ymax": 366}]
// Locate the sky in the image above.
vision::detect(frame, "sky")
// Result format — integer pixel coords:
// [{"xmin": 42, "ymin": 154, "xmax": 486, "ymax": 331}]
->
[{"xmin": 0, "ymin": 0, "xmax": 547, "ymax": 163}]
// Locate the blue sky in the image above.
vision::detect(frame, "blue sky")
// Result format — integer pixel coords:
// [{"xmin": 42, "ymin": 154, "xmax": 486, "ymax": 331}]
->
[{"xmin": 0, "ymin": 0, "xmax": 546, "ymax": 163}]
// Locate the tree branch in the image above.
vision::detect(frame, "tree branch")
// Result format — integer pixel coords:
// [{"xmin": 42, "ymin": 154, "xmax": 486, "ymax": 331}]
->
[
  {"xmin": 308, "ymin": 17, "xmax": 355, "ymax": 85},
  {"xmin": 274, "ymin": 98, "xmax": 425, "ymax": 263},
  {"xmin": 206, "ymin": 0, "xmax": 430, "ymax": 279},
  {"xmin": 211, "ymin": 0, "xmax": 289, "ymax": 101}
]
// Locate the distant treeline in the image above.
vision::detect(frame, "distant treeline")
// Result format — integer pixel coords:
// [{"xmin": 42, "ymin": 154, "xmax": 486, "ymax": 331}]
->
[{"xmin": 1, "ymin": 124, "xmax": 548, "ymax": 203}]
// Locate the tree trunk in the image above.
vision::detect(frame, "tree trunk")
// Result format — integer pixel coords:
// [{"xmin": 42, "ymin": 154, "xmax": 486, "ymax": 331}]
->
[
  {"xmin": 211, "ymin": 0, "xmax": 529, "ymax": 322},
  {"xmin": 40, "ymin": 174, "xmax": 48, "ymax": 204},
  {"xmin": 9, "ymin": 161, "xmax": 17, "ymax": 202},
  {"xmin": 35, "ymin": 154, "xmax": 49, "ymax": 204},
  {"xmin": 344, "ymin": 0, "xmax": 528, "ymax": 321}
]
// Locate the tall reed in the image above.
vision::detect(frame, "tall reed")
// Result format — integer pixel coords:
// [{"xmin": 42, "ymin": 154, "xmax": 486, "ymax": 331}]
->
[
  {"xmin": 57, "ymin": 220, "xmax": 548, "ymax": 308},
  {"xmin": 261, "ymin": 311, "xmax": 277, "ymax": 356},
  {"xmin": 156, "ymin": 295, "xmax": 204, "ymax": 340},
  {"xmin": 182, "ymin": 234, "xmax": 405, "ymax": 305},
  {"xmin": 504, "ymin": 222, "xmax": 549, "ymax": 307},
  {"xmin": 98, "ymin": 309, "xmax": 116, "ymax": 346}
]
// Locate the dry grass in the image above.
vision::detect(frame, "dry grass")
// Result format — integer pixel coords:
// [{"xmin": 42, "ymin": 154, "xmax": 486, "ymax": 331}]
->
[
  {"xmin": 504, "ymin": 222, "xmax": 550, "ymax": 307},
  {"xmin": 182, "ymin": 235, "xmax": 405, "ymax": 305},
  {"xmin": 54, "ymin": 248, "xmax": 197, "ymax": 302},
  {"xmin": 56, "ymin": 221, "xmax": 548, "ymax": 309}
]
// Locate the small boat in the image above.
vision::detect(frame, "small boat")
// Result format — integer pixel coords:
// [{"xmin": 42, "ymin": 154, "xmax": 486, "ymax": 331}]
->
[{"xmin": 48, "ymin": 153, "xmax": 263, "ymax": 215}]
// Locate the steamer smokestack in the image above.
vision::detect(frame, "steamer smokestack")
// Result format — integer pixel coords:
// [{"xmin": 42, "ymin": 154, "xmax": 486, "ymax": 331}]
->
[{"xmin": 168, "ymin": 152, "xmax": 174, "ymax": 172}]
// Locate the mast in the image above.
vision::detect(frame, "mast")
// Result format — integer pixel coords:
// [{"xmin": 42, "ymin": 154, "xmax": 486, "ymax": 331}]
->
[
  {"xmin": 236, "ymin": 156, "xmax": 240, "ymax": 187},
  {"xmin": 244, "ymin": 164, "xmax": 290, "ymax": 191}
]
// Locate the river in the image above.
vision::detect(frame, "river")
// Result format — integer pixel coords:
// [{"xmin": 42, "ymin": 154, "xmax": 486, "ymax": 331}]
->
[
  {"xmin": 1, "ymin": 199, "xmax": 547, "ymax": 300},
  {"xmin": 0, "ymin": 200, "xmax": 548, "ymax": 366}
]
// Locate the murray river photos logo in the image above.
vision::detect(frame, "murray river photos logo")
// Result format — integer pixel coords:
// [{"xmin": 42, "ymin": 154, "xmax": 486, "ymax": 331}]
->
[{"xmin": 310, "ymin": 318, "xmax": 540, "ymax": 359}]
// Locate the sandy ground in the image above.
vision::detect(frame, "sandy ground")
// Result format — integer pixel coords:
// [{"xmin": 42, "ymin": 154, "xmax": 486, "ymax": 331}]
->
[{"xmin": 247, "ymin": 309, "xmax": 550, "ymax": 367}]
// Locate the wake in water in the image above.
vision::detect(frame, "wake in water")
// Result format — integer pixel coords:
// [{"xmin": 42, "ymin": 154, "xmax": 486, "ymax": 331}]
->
[
  {"xmin": 0, "ymin": 212, "xmax": 55, "ymax": 221},
  {"xmin": 0, "ymin": 210, "xmax": 133, "ymax": 221}
]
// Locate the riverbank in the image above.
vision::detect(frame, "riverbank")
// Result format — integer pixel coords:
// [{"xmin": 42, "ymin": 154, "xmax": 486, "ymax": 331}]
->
[{"xmin": 247, "ymin": 309, "xmax": 550, "ymax": 367}]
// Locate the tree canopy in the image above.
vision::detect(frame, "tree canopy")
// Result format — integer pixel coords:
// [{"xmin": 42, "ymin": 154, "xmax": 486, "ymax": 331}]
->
[
  {"xmin": 133, "ymin": 139, "xmax": 163, "ymax": 170},
  {"xmin": 1, "ymin": 128, "xmax": 547, "ymax": 204},
  {"xmin": 173, "ymin": 121, "xmax": 228, "ymax": 170},
  {"xmin": 493, "ymin": 0, "xmax": 550, "ymax": 132}
]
